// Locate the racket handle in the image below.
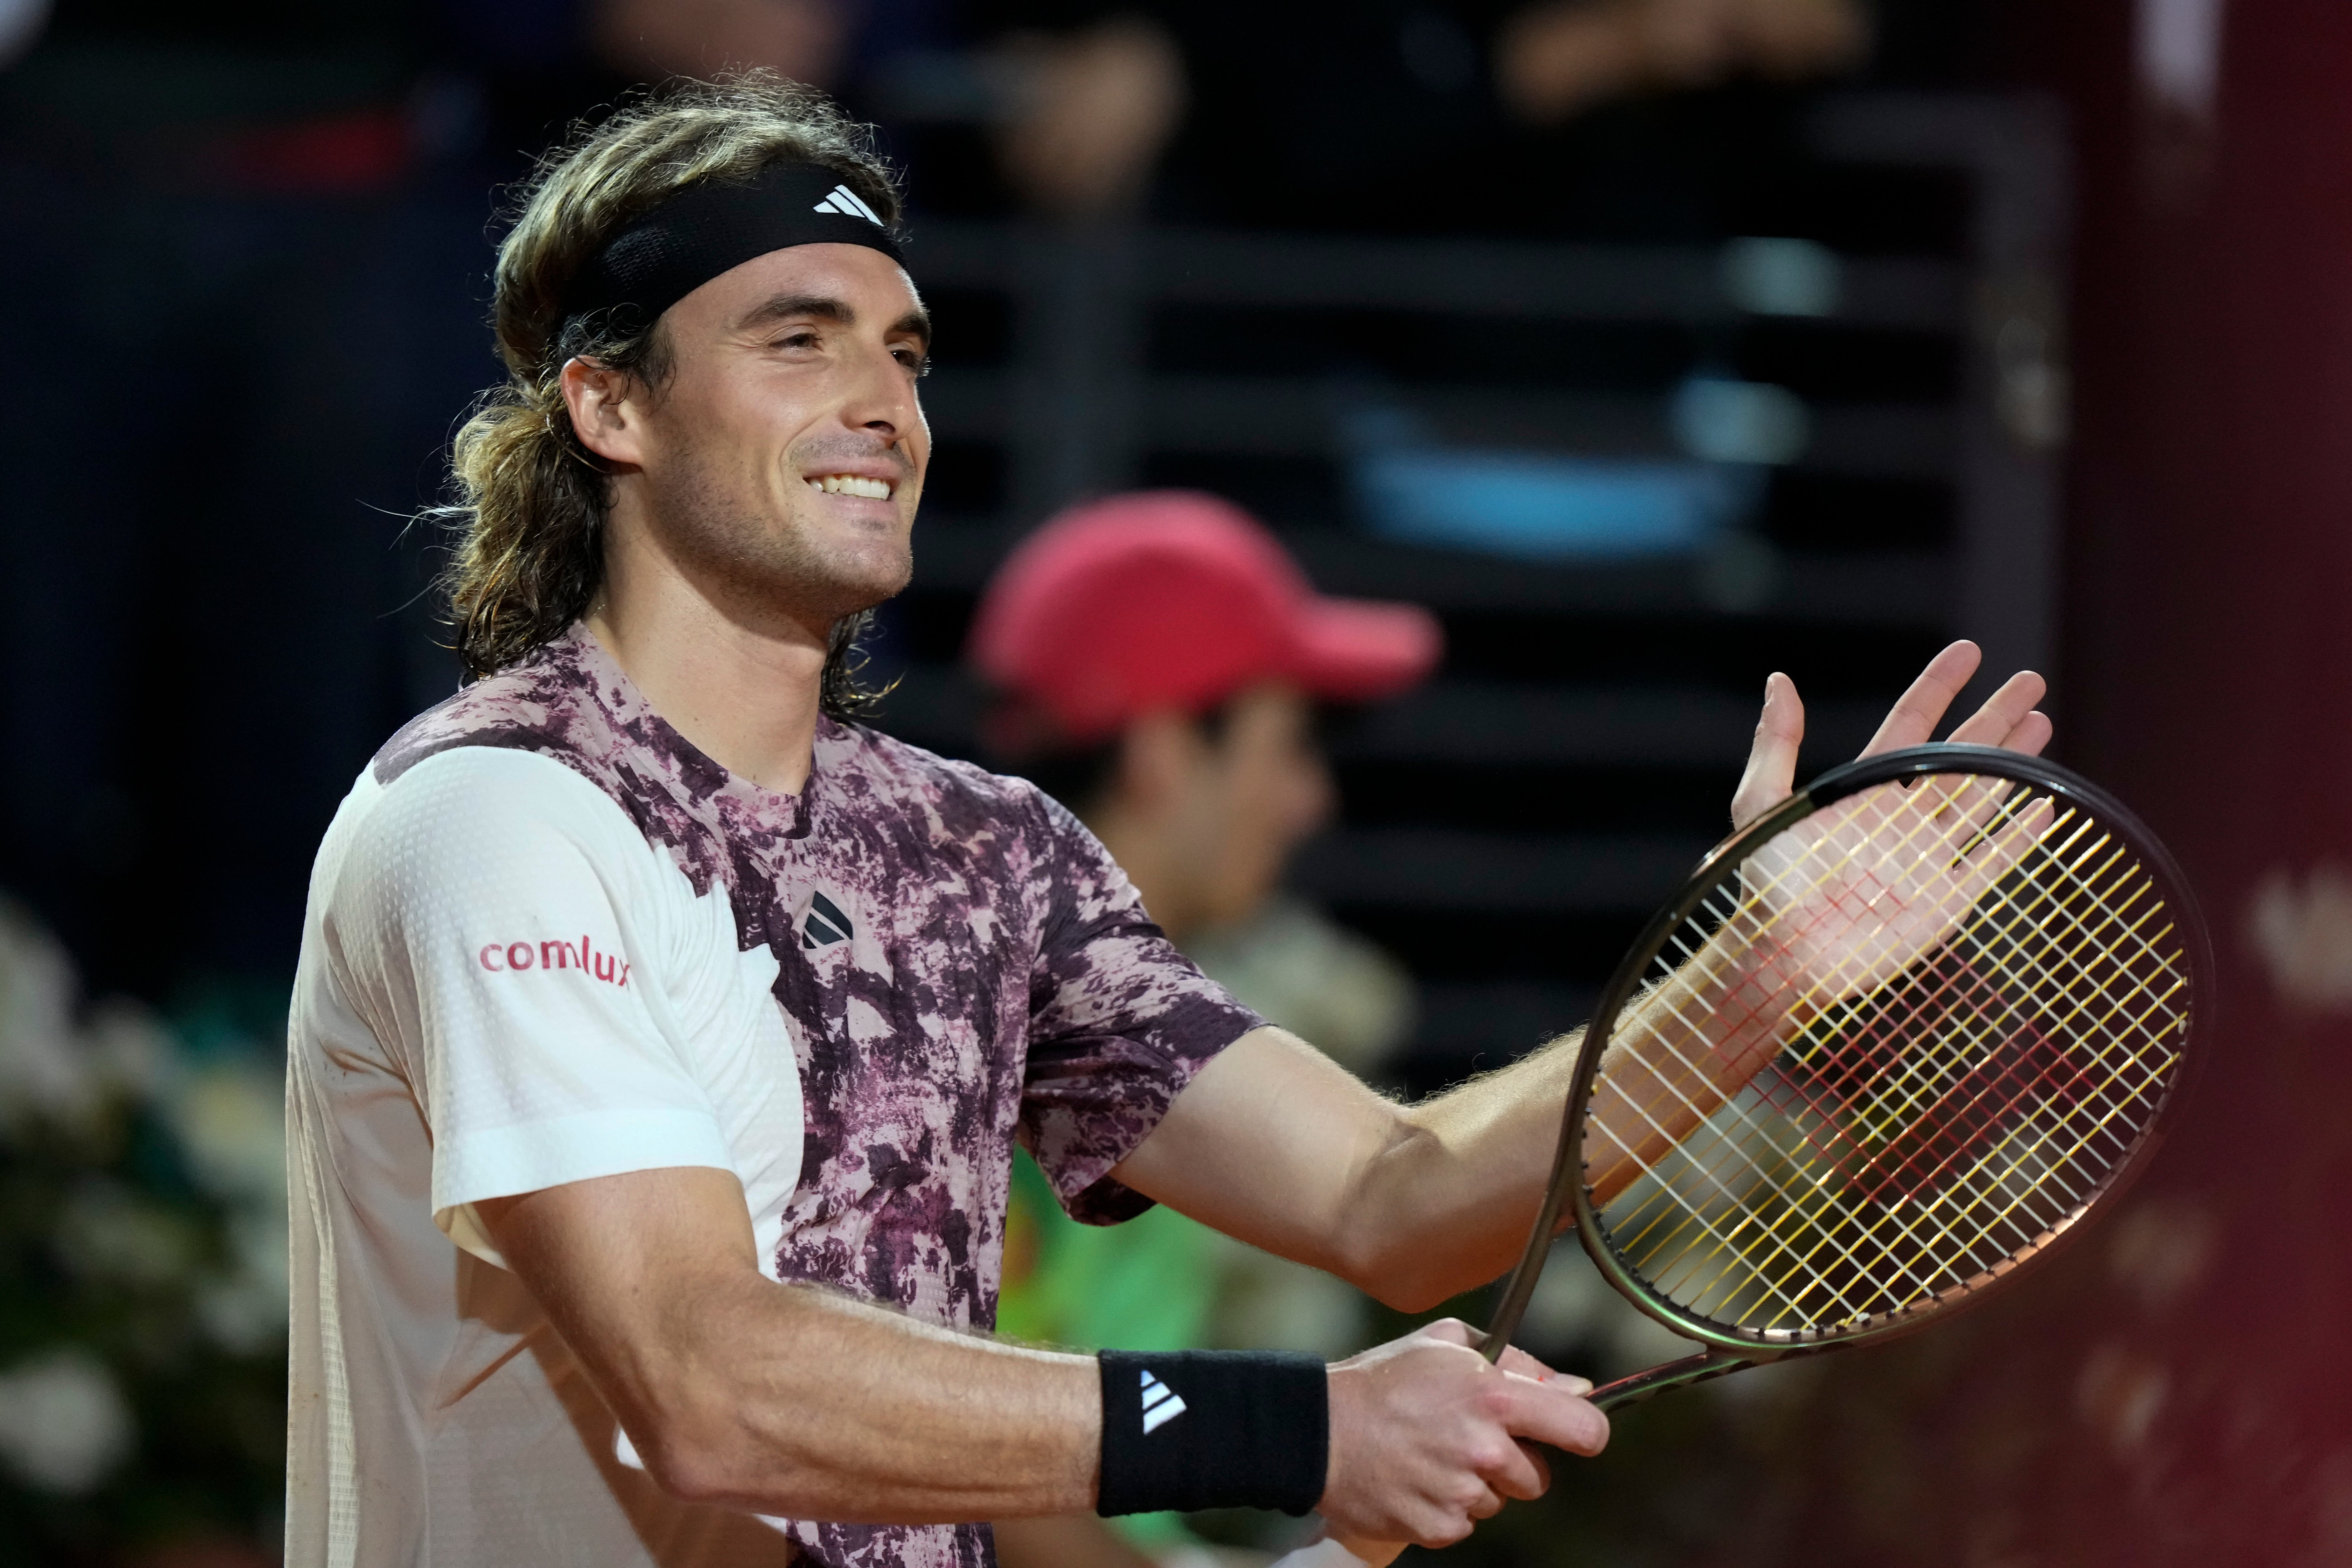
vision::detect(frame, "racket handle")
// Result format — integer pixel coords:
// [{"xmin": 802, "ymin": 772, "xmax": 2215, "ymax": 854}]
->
[{"xmin": 1318, "ymin": 1537, "xmax": 1406, "ymax": 1568}]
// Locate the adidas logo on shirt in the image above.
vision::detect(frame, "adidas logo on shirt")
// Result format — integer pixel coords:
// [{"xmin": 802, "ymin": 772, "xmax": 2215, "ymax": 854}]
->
[
  {"xmin": 812, "ymin": 184, "xmax": 884, "ymax": 226},
  {"xmin": 801, "ymin": 890, "xmax": 855, "ymax": 949},
  {"xmin": 1138, "ymin": 1369, "xmax": 1186, "ymax": 1435}
]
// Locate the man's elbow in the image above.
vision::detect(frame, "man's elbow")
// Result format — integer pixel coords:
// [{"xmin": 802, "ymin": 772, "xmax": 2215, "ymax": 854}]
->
[
  {"xmin": 630, "ymin": 1386, "xmax": 802, "ymax": 1509},
  {"xmin": 1332, "ymin": 1225, "xmax": 1460, "ymax": 1315},
  {"xmin": 1349, "ymin": 1254, "xmax": 1461, "ymax": 1316},
  {"xmin": 1330, "ymin": 1121, "xmax": 1464, "ymax": 1312},
  {"xmin": 1370, "ymin": 1273, "xmax": 1460, "ymax": 1315},
  {"xmin": 633, "ymin": 1406, "xmax": 744, "ymax": 1506}
]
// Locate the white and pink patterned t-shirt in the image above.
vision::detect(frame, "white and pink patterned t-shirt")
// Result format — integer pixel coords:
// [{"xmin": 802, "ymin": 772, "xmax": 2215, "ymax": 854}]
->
[{"xmin": 285, "ymin": 625, "xmax": 1261, "ymax": 1568}]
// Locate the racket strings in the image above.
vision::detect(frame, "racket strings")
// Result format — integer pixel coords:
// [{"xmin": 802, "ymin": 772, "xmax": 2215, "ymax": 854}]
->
[
  {"xmin": 1613, "ymin": 813, "xmax": 2179, "ymax": 1326},
  {"xmin": 1637, "ymin": 809, "xmax": 2164, "ymax": 1316},
  {"xmin": 1594, "ymin": 787, "xmax": 2065, "ymax": 1247},
  {"xmin": 1583, "ymin": 775, "xmax": 2191, "ymax": 1337}
]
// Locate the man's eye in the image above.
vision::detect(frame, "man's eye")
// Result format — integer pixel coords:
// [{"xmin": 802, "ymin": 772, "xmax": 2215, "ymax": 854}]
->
[
  {"xmin": 895, "ymin": 349, "xmax": 933, "ymax": 378},
  {"xmin": 776, "ymin": 330, "xmax": 820, "ymax": 350}
]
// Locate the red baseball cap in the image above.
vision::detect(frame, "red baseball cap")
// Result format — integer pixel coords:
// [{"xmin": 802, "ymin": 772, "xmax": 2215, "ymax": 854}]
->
[{"xmin": 967, "ymin": 491, "xmax": 1442, "ymax": 746}]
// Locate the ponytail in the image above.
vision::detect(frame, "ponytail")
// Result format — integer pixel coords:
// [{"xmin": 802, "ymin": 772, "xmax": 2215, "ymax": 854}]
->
[{"xmin": 443, "ymin": 373, "xmax": 605, "ymax": 681}]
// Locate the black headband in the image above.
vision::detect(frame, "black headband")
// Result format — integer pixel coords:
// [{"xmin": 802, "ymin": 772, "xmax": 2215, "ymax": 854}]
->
[{"xmin": 557, "ymin": 161, "xmax": 906, "ymax": 342}]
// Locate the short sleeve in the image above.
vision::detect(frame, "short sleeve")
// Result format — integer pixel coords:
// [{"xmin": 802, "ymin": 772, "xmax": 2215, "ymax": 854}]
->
[
  {"xmin": 1017, "ymin": 791, "xmax": 1264, "ymax": 1225},
  {"xmin": 327, "ymin": 748, "xmax": 735, "ymax": 1265}
]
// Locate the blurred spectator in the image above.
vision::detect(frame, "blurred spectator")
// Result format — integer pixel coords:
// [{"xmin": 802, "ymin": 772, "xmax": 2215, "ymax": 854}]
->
[
  {"xmin": 1495, "ymin": 0, "xmax": 1868, "ymax": 125},
  {"xmin": 1118, "ymin": 0, "xmax": 1872, "ymax": 235},
  {"xmin": 592, "ymin": 0, "xmax": 846, "ymax": 97},
  {"xmin": 983, "ymin": 16, "xmax": 1185, "ymax": 218},
  {"xmin": 854, "ymin": 6, "xmax": 1187, "ymax": 220},
  {"xmin": 968, "ymin": 492, "xmax": 1439, "ymax": 1565}
]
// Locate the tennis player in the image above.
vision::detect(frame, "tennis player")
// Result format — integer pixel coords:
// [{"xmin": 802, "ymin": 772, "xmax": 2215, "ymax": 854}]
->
[{"xmin": 283, "ymin": 75, "xmax": 2052, "ymax": 1568}]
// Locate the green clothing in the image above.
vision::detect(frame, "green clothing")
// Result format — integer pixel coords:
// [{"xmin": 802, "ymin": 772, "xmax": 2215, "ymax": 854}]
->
[
  {"xmin": 1000, "ymin": 1154, "xmax": 1216, "ymax": 1546},
  {"xmin": 999, "ymin": 1153, "xmax": 1219, "ymax": 1354},
  {"xmin": 995, "ymin": 900, "xmax": 1416, "ymax": 1548}
]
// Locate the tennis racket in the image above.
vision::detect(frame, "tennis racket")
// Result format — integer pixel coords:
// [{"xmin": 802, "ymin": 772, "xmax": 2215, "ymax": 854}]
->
[
  {"xmin": 1330, "ymin": 743, "xmax": 2205, "ymax": 1567},
  {"xmin": 1474, "ymin": 741, "xmax": 2209, "ymax": 1413}
]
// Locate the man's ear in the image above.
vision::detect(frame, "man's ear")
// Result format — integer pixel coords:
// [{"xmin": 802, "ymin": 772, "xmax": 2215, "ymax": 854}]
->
[{"xmin": 558, "ymin": 355, "xmax": 650, "ymax": 469}]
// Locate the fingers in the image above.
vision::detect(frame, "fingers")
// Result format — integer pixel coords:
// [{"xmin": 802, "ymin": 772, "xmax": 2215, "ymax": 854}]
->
[
  {"xmin": 1861, "ymin": 640, "xmax": 1982, "ymax": 757},
  {"xmin": 1422, "ymin": 1321, "xmax": 1596, "ymax": 1397},
  {"xmin": 1517, "ymin": 1440, "xmax": 1553, "ymax": 1497},
  {"xmin": 1729, "ymin": 672, "xmax": 1806, "ymax": 830},
  {"xmin": 1491, "ymin": 1341, "xmax": 1592, "ymax": 1397},
  {"xmin": 2000, "ymin": 709, "xmax": 2053, "ymax": 757},
  {"xmin": 1323, "ymin": 1329, "xmax": 1605, "ymax": 1549},
  {"xmin": 1475, "ymin": 1417, "xmax": 1552, "ymax": 1503},
  {"xmin": 1943, "ymin": 668, "xmax": 2050, "ymax": 752},
  {"xmin": 1500, "ymin": 1372, "xmax": 1611, "ymax": 1457}
]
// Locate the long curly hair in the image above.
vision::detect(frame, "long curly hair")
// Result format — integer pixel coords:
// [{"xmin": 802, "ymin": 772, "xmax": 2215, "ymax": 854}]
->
[{"xmin": 436, "ymin": 72, "xmax": 902, "ymax": 717}]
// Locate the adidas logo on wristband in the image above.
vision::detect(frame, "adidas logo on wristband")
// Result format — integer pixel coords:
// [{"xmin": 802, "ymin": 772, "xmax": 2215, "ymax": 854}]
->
[
  {"xmin": 1138, "ymin": 1370, "xmax": 1187, "ymax": 1435},
  {"xmin": 1097, "ymin": 1349, "xmax": 1326, "ymax": 1517}
]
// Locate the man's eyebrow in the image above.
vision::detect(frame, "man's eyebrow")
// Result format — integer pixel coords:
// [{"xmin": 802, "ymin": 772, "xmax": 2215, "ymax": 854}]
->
[
  {"xmin": 739, "ymin": 295, "xmax": 932, "ymax": 351},
  {"xmin": 741, "ymin": 293, "xmax": 855, "ymax": 330}
]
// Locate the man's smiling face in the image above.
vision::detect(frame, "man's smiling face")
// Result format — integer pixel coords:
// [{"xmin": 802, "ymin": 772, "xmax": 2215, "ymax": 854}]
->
[{"xmin": 614, "ymin": 241, "xmax": 931, "ymax": 629}]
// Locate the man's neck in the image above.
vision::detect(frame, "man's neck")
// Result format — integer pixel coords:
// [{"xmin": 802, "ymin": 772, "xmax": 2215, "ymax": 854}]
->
[{"xmin": 584, "ymin": 587, "xmax": 830, "ymax": 798}]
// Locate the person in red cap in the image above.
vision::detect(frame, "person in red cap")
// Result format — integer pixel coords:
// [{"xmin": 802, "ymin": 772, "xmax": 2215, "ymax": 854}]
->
[
  {"xmin": 972, "ymin": 492, "xmax": 1441, "ymax": 1568},
  {"xmin": 970, "ymin": 489, "xmax": 1438, "ymax": 957}
]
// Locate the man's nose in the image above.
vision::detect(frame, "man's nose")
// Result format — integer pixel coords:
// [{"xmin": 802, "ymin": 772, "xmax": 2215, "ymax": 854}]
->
[{"xmin": 840, "ymin": 348, "xmax": 921, "ymax": 452}]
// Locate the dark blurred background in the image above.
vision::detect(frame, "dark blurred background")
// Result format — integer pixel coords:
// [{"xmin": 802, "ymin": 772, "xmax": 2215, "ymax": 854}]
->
[{"xmin": 2, "ymin": 0, "xmax": 2348, "ymax": 1562}]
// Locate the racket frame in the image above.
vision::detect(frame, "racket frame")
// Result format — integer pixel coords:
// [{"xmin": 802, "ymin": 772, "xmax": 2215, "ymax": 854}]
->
[{"xmin": 1478, "ymin": 744, "xmax": 2212, "ymax": 1411}]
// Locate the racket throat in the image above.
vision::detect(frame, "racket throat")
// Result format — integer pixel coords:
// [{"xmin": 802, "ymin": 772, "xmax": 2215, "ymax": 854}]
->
[{"xmin": 1589, "ymin": 1350, "xmax": 1769, "ymax": 1413}]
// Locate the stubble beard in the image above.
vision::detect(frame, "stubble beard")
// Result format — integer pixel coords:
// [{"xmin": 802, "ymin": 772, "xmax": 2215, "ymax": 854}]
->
[{"xmin": 650, "ymin": 432, "xmax": 915, "ymax": 637}]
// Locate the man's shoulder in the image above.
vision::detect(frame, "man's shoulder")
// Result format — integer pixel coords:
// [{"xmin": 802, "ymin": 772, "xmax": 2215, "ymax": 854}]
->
[{"xmin": 372, "ymin": 636, "xmax": 622, "ymax": 790}]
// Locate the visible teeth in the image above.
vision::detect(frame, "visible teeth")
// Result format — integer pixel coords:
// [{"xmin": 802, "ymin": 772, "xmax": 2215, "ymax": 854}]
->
[{"xmin": 808, "ymin": 474, "xmax": 892, "ymax": 499}]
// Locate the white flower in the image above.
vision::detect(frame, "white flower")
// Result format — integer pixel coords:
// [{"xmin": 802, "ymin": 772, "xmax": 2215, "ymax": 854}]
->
[
  {"xmin": 0, "ymin": 1348, "xmax": 135, "ymax": 1493},
  {"xmin": 162, "ymin": 1057, "xmax": 286, "ymax": 1210},
  {"xmin": 197, "ymin": 1209, "xmax": 291, "ymax": 1352},
  {"xmin": 0, "ymin": 896, "xmax": 97, "ymax": 1129},
  {"xmin": 81, "ymin": 1000, "xmax": 175, "ymax": 1105},
  {"xmin": 2248, "ymin": 865, "xmax": 2352, "ymax": 1010}
]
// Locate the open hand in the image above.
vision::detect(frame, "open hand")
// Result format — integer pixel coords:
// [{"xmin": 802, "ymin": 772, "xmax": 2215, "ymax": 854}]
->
[
  {"xmin": 1720, "ymin": 638, "xmax": 2055, "ymax": 1020},
  {"xmin": 1736, "ymin": 771, "xmax": 2054, "ymax": 1017},
  {"xmin": 1728, "ymin": 639, "xmax": 2051, "ymax": 832}
]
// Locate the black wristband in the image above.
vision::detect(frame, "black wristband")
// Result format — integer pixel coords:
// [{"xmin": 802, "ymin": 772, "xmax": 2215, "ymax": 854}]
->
[{"xmin": 1096, "ymin": 1349, "xmax": 1328, "ymax": 1518}]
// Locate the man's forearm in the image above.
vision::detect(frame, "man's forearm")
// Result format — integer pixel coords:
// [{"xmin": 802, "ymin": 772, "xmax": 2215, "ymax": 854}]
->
[
  {"xmin": 1111, "ymin": 1027, "xmax": 1587, "ymax": 1313},
  {"xmin": 1345, "ymin": 1035, "xmax": 1587, "ymax": 1310},
  {"xmin": 483, "ymin": 1169, "xmax": 1100, "ymax": 1523},
  {"xmin": 1352, "ymin": 934, "xmax": 1796, "ymax": 1303},
  {"xmin": 645, "ymin": 1277, "xmax": 1100, "ymax": 1520},
  {"xmin": 1579, "ymin": 931, "xmax": 1800, "ymax": 1205}
]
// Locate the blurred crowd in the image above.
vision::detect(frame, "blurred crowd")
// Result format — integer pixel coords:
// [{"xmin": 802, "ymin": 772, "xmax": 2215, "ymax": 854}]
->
[{"xmin": 0, "ymin": 0, "xmax": 1937, "ymax": 1004}]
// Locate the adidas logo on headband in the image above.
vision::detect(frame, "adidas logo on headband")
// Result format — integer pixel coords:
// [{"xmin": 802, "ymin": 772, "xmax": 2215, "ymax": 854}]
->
[{"xmin": 813, "ymin": 184, "xmax": 884, "ymax": 226}]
